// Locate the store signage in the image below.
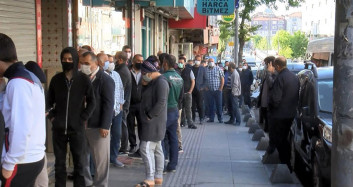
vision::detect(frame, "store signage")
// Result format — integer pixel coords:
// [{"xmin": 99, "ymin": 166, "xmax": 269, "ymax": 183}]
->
[
  {"xmin": 197, "ymin": 0, "xmax": 235, "ymax": 15},
  {"xmin": 221, "ymin": 13, "xmax": 235, "ymax": 23}
]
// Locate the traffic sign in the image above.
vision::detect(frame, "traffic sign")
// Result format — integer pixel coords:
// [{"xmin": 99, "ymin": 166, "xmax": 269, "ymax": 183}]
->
[
  {"xmin": 197, "ymin": 0, "xmax": 235, "ymax": 15},
  {"xmin": 221, "ymin": 13, "xmax": 235, "ymax": 23},
  {"xmin": 228, "ymin": 42, "xmax": 234, "ymax": 46}
]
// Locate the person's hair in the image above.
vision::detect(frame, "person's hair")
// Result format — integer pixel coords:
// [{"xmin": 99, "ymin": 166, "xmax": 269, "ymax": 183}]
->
[
  {"xmin": 97, "ymin": 53, "xmax": 106, "ymax": 63},
  {"xmin": 148, "ymin": 55, "xmax": 159, "ymax": 63},
  {"xmin": 178, "ymin": 57, "xmax": 186, "ymax": 63},
  {"xmin": 229, "ymin": 62, "xmax": 236, "ymax": 70},
  {"xmin": 274, "ymin": 56, "xmax": 287, "ymax": 68},
  {"xmin": 264, "ymin": 56, "xmax": 276, "ymax": 65},
  {"xmin": 201, "ymin": 60, "xmax": 206, "ymax": 64},
  {"xmin": 82, "ymin": 51, "xmax": 97, "ymax": 62},
  {"xmin": 0, "ymin": 33, "xmax": 17, "ymax": 63},
  {"xmin": 187, "ymin": 60, "xmax": 194, "ymax": 64},
  {"xmin": 164, "ymin": 54, "xmax": 176, "ymax": 68},
  {"xmin": 132, "ymin": 54, "xmax": 143, "ymax": 62},
  {"xmin": 225, "ymin": 61, "xmax": 229, "ymax": 63},
  {"xmin": 116, "ymin": 51, "xmax": 128, "ymax": 62},
  {"xmin": 195, "ymin": 55, "xmax": 201, "ymax": 60},
  {"xmin": 81, "ymin": 45, "xmax": 93, "ymax": 52},
  {"xmin": 122, "ymin": 45, "xmax": 131, "ymax": 51},
  {"xmin": 107, "ymin": 54, "xmax": 113, "ymax": 58},
  {"xmin": 159, "ymin": 53, "xmax": 168, "ymax": 64}
]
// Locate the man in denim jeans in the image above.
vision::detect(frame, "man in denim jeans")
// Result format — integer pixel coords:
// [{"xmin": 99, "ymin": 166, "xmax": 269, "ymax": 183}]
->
[
  {"xmin": 229, "ymin": 62, "xmax": 242, "ymax": 126},
  {"xmin": 205, "ymin": 58, "xmax": 224, "ymax": 123}
]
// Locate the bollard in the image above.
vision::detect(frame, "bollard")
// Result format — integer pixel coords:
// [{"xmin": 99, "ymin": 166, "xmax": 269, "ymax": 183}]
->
[
  {"xmin": 248, "ymin": 123, "xmax": 260, "ymax": 133},
  {"xmin": 270, "ymin": 164, "xmax": 294, "ymax": 183},
  {"xmin": 242, "ymin": 105, "xmax": 250, "ymax": 114},
  {"xmin": 252, "ymin": 129, "xmax": 265, "ymax": 141},
  {"xmin": 256, "ymin": 136, "xmax": 269, "ymax": 150},
  {"xmin": 243, "ymin": 113, "xmax": 252, "ymax": 122},
  {"xmin": 246, "ymin": 118, "xmax": 255, "ymax": 127},
  {"xmin": 262, "ymin": 150, "xmax": 280, "ymax": 164}
]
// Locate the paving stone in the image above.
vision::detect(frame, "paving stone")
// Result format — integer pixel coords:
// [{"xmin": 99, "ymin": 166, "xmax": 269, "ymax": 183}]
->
[{"xmin": 270, "ymin": 164, "xmax": 294, "ymax": 184}]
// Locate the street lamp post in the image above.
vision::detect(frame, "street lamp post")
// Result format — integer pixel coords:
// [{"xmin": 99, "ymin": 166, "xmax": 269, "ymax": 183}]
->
[{"xmin": 234, "ymin": 8, "xmax": 239, "ymax": 66}]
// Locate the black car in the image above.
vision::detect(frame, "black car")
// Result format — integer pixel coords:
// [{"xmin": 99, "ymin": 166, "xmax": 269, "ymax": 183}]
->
[{"xmin": 290, "ymin": 64, "xmax": 333, "ymax": 187}]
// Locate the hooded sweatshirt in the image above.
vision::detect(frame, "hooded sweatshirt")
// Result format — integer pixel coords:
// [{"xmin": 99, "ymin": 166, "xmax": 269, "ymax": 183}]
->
[{"xmin": 47, "ymin": 47, "xmax": 96, "ymax": 134}]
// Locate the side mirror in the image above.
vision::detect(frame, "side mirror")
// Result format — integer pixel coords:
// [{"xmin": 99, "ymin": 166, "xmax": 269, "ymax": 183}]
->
[{"xmin": 302, "ymin": 106, "xmax": 310, "ymax": 116}]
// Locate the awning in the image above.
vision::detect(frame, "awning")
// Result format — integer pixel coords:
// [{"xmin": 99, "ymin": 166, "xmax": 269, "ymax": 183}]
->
[{"xmin": 168, "ymin": 7, "xmax": 207, "ymax": 29}]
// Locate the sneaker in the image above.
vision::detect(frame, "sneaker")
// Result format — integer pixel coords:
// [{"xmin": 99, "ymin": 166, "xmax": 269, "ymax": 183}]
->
[
  {"xmin": 206, "ymin": 119, "xmax": 214, "ymax": 123},
  {"xmin": 129, "ymin": 146, "xmax": 137, "ymax": 154},
  {"xmin": 111, "ymin": 160, "xmax": 124, "ymax": 168},
  {"xmin": 188, "ymin": 124, "xmax": 197, "ymax": 129},
  {"xmin": 178, "ymin": 147, "xmax": 184, "ymax": 153},
  {"xmin": 128, "ymin": 151, "xmax": 141, "ymax": 158},
  {"xmin": 218, "ymin": 120, "xmax": 224, "ymax": 123},
  {"xmin": 163, "ymin": 169, "xmax": 176, "ymax": 174},
  {"xmin": 119, "ymin": 149, "xmax": 129, "ymax": 155}
]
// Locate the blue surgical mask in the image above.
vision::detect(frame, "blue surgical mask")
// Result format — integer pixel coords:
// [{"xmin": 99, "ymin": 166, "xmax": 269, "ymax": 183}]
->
[{"xmin": 103, "ymin": 61, "xmax": 110, "ymax": 71}]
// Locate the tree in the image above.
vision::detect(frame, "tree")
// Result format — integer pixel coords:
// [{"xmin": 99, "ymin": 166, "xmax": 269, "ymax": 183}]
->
[
  {"xmin": 290, "ymin": 31, "xmax": 308, "ymax": 59},
  {"xmin": 258, "ymin": 37, "xmax": 269, "ymax": 50},
  {"xmin": 271, "ymin": 30, "xmax": 292, "ymax": 58},
  {"xmin": 252, "ymin": 35, "xmax": 263, "ymax": 49}
]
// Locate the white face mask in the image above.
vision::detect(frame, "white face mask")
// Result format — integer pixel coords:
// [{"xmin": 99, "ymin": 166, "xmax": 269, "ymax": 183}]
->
[
  {"xmin": 81, "ymin": 64, "xmax": 92, "ymax": 75},
  {"xmin": 242, "ymin": 66, "xmax": 248, "ymax": 70},
  {"xmin": 127, "ymin": 52, "xmax": 132, "ymax": 59},
  {"xmin": 108, "ymin": 63, "xmax": 115, "ymax": 72},
  {"xmin": 238, "ymin": 68, "xmax": 242, "ymax": 71},
  {"xmin": 209, "ymin": 62, "xmax": 215, "ymax": 67},
  {"xmin": 224, "ymin": 66, "xmax": 229, "ymax": 71},
  {"xmin": 195, "ymin": 60, "xmax": 201, "ymax": 65}
]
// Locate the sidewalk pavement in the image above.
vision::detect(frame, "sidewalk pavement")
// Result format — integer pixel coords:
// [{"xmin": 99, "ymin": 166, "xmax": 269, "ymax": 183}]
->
[{"xmin": 54, "ymin": 114, "xmax": 302, "ymax": 187}]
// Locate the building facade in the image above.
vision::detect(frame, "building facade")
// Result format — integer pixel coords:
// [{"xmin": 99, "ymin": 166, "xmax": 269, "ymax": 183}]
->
[
  {"xmin": 286, "ymin": 12, "xmax": 302, "ymax": 34},
  {"xmin": 250, "ymin": 10, "xmax": 286, "ymax": 38}
]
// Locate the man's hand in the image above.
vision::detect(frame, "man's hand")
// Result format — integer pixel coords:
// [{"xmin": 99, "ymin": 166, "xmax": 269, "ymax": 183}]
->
[
  {"xmin": 2, "ymin": 168, "xmax": 13, "ymax": 179},
  {"xmin": 120, "ymin": 105, "xmax": 123, "ymax": 111},
  {"xmin": 187, "ymin": 91, "xmax": 192, "ymax": 94},
  {"xmin": 99, "ymin": 129, "xmax": 109, "ymax": 138}
]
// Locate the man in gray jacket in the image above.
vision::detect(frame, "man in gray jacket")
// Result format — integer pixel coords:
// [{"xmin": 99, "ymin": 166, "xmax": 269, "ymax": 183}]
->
[
  {"xmin": 137, "ymin": 60, "xmax": 169, "ymax": 187},
  {"xmin": 229, "ymin": 62, "xmax": 242, "ymax": 126}
]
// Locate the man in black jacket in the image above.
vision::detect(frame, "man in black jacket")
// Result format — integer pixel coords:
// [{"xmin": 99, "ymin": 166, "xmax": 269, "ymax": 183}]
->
[
  {"xmin": 240, "ymin": 62, "xmax": 254, "ymax": 108},
  {"xmin": 115, "ymin": 51, "xmax": 132, "ymax": 154},
  {"xmin": 127, "ymin": 54, "xmax": 143, "ymax": 155},
  {"xmin": 268, "ymin": 56, "xmax": 299, "ymax": 171},
  {"xmin": 47, "ymin": 47, "xmax": 96, "ymax": 187},
  {"xmin": 81, "ymin": 51, "xmax": 115, "ymax": 187}
]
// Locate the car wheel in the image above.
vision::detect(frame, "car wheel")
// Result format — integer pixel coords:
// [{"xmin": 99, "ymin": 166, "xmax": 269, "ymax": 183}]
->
[{"xmin": 312, "ymin": 156, "xmax": 323, "ymax": 187}]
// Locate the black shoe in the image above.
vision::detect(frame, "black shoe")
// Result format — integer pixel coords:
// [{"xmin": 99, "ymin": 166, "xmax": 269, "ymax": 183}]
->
[
  {"xmin": 128, "ymin": 151, "xmax": 141, "ymax": 158},
  {"xmin": 188, "ymin": 124, "xmax": 197, "ymax": 129},
  {"xmin": 129, "ymin": 146, "xmax": 137, "ymax": 154},
  {"xmin": 207, "ymin": 119, "xmax": 214, "ymax": 123},
  {"xmin": 219, "ymin": 120, "xmax": 224, "ymax": 123},
  {"xmin": 67, "ymin": 172, "xmax": 74, "ymax": 180},
  {"xmin": 224, "ymin": 120, "xmax": 234, "ymax": 124}
]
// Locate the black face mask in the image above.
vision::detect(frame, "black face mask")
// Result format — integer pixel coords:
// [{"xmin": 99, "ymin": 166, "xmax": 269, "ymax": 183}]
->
[
  {"xmin": 135, "ymin": 63, "xmax": 142, "ymax": 70},
  {"xmin": 62, "ymin": 62, "xmax": 74, "ymax": 71}
]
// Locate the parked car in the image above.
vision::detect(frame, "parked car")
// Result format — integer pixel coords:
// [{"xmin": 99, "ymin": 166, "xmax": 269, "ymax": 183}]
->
[{"xmin": 290, "ymin": 63, "xmax": 333, "ymax": 187}]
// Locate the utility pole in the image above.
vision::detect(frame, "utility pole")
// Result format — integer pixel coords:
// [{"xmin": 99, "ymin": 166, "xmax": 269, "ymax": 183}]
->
[
  {"xmin": 332, "ymin": 1, "xmax": 353, "ymax": 186},
  {"xmin": 234, "ymin": 8, "xmax": 239, "ymax": 66},
  {"xmin": 127, "ymin": 0, "xmax": 135, "ymax": 54}
]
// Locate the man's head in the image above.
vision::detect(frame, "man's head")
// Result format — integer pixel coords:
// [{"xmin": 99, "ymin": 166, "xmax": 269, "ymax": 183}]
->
[
  {"xmin": 60, "ymin": 47, "xmax": 79, "ymax": 73},
  {"xmin": 242, "ymin": 59, "xmax": 246, "ymax": 63},
  {"xmin": 224, "ymin": 61, "xmax": 230, "ymax": 71},
  {"xmin": 141, "ymin": 57, "xmax": 160, "ymax": 85},
  {"xmin": 178, "ymin": 57, "xmax": 186, "ymax": 69},
  {"xmin": 179, "ymin": 54, "xmax": 187, "ymax": 60},
  {"xmin": 242, "ymin": 62, "xmax": 249, "ymax": 70},
  {"xmin": 107, "ymin": 54, "xmax": 114, "ymax": 63},
  {"xmin": 264, "ymin": 56, "xmax": 276, "ymax": 73},
  {"xmin": 81, "ymin": 45, "xmax": 94, "ymax": 52},
  {"xmin": 201, "ymin": 60, "xmax": 207, "ymax": 67},
  {"xmin": 80, "ymin": 51, "xmax": 98, "ymax": 75},
  {"xmin": 163, "ymin": 54, "xmax": 176, "ymax": 71},
  {"xmin": 122, "ymin": 45, "xmax": 132, "ymax": 59},
  {"xmin": 208, "ymin": 58, "xmax": 215, "ymax": 68},
  {"xmin": 273, "ymin": 56, "xmax": 287, "ymax": 72},
  {"xmin": 115, "ymin": 51, "xmax": 128, "ymax": 65},
  {"xmin": 0, "ymin": 33, "xmax": 17, "ymax": 64},
  {"xmin": 228, "ymin": 62, "xmax": 236, "ymax": 72},
  {"xmin": 187, "ymin": 60, "xmax": 194, "ymax": 66},
  {"xmin": 194, "ymin": 55, "xmax": 202, "ymax": 66},
  {"xmin": 132, "ymin": 54, "xmax": 144, "ymax": 71},
  {"xmin": 97, "ymin": 53, "xmax": 108, "ymax": 67}
]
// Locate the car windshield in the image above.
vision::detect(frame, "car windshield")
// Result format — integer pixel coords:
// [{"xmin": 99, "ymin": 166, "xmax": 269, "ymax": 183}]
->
[{"xmin": 318, "ymin": 79, "xmax": 333, "ymax": 113}]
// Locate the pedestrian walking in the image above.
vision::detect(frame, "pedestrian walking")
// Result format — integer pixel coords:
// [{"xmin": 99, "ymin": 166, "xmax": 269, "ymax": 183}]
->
[
  {"xmin": 222, "ymin": 61, "xmax": 231, "ymax": 114},
  {"xmin": 136, "ymin": 60, "xmax": 169, "ymax": 187},
  {"xmin": 268, "ymin": 56, "xmax": 299, "ymax": 172},
  {"xmin": 205, "ymin": 58, "xmax": 225, "ymax": 123},
  {"xmin": 114, "ymin": 51, "xmax": 132, "ymax": 154},
  {"xmin": 81, "ymin": 51, "xmax": 115, "ymax": 187},
  {"xmin": 0, "ymin": 33, "xmax": 46, "ymax": 187},
  {"xmin": 191, "ymin": 55, "xmax": 208, "ymax": 124},
  {"xmin": 162, "ymin": 54, "xmax": 183, "ymax": 173},
  {"xmin": 47, "ymin": 47, "xmax": 96, "ymax": 187}
]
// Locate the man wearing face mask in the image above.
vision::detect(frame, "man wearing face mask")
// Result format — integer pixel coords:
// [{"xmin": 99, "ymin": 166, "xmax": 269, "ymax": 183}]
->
[
  {"xmin": 191, "ymin": 55, "xmax": 208, "ymax": 124},
  {"xmin": 222, "ymin": 61, "xmax": 231, "ymax": 115},
  {"xmin": 240, "ymin": 62, "xmax": 254, "ymax": 108},
  {"xmin": 127, "ymin": 54, "xmax": 144, "ymax": 157},
  {"xmin": 98, "ymin": 53, "xmax": 125, "ymax": 167},
  {"xmin": 177, "ymin": 57, "xmax": 197, "ymax": 130},
  {"xmin": 137, "ymin": 60, "xmax": 169, "ymax": 187},
  {"xmin": 80, "ymin": 51, "xmax": 114, "ymax": 187},
  {"xmin": 122, "ymin": 45, "xmax": 132, "ymax": 67},
  {"xmin": 114, "ymin": 51, "xmax": 132, "ymax": 154},
  {"xmin": 47, "ymin": 47, "xmax": 96, "ymax": 187},
  {"xmin": 205, "ymin": 58, "xmax": 225, "ymax": 123}
]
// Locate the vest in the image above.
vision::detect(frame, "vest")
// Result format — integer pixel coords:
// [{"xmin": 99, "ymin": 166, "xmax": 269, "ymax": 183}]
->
[{"xmin": 181, "ymin": 67, "xmax": 192, "ymax": 93}]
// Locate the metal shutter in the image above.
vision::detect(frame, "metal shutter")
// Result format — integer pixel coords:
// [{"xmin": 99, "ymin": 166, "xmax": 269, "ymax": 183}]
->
[{"xmin": 0, "ymin": 0, "xmax": 37, "ymax": 63}]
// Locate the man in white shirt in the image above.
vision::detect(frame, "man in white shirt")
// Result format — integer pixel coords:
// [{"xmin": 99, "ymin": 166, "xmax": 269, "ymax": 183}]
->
[{"xmin": 0, "ymin": 33, "xmax": 45, "ymax": 186}]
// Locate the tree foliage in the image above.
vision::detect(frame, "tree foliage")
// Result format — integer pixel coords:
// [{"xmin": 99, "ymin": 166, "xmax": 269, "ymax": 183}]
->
[
  {"xmin": 290, "ymin": 31, "xmax": 308, "ymax": 59},
  {"xmin": 270, "ymin": 30, "xmax": 308, "ymax": 59}
]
